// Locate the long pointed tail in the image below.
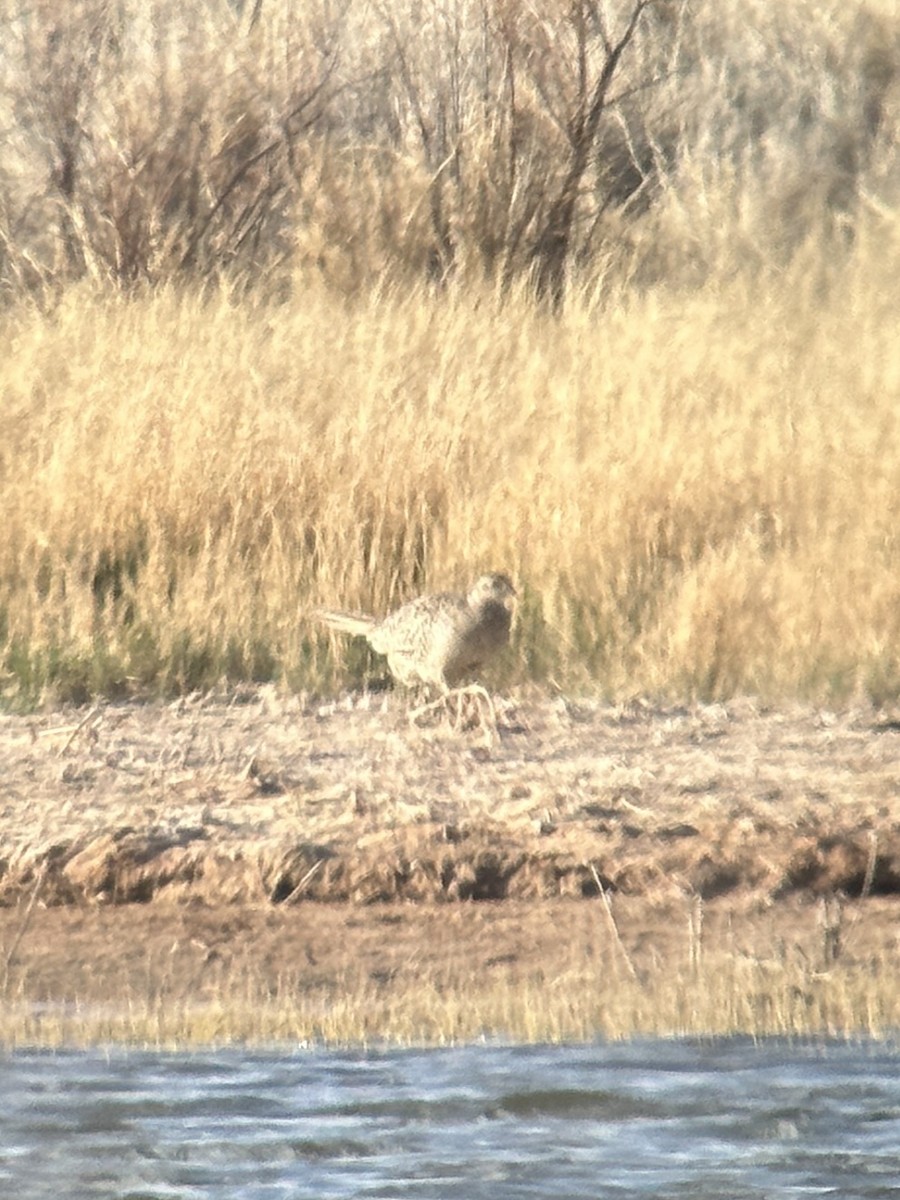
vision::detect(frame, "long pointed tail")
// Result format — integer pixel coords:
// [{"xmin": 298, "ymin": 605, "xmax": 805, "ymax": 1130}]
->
[{"xmin": 315, "ymin": 609, "xmax": 378, "ymax": 638}]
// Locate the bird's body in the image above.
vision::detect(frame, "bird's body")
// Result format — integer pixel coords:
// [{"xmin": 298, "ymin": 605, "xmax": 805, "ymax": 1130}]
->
[{"xmin": 317, "ymin": 573, "xmax": 516, "ymax": 691}]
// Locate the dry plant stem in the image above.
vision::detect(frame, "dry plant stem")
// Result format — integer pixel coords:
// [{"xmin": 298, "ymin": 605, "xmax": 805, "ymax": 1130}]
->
[
  {"xmin": 819, "ymin": 896, "xmax": 843, "ymax": 968},
  {"xmin": 1, "ymin": 864, "xmax": 48, "ymax": 993},
  {"xmin": 279, "ymin": 859, "xmax": 325, "ymax": 905},
  {"xmin": 61, "ymin": 704, "xmax": 104, "ymax": 754},
  {"xmin": 861, "ymin": 831, "xmax": 878, "ymax": 901},
  {"xmin": 689, "ymin": 894, "xmax": 704, "ymax": 974},
  {"xmin": 836, "ymin": 831, "xmax": 879, "ymax": 962},
  {"xmin": 590, "ymin": 862, "xmax": 640, "ymax": 984}
]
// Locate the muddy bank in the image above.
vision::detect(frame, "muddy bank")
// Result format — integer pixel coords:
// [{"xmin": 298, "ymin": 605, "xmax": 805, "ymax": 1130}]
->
[
  {"xmin": 1, "ymin": 895, "xmax": 897, "ymax": 1015},
  {"xmin": 2, "ymin": 690, "xmax": 899, "ymax": 908}
]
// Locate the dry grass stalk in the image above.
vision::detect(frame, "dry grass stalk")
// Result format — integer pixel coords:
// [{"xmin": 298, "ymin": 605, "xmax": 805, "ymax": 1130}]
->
[
  {"xmin": 0, "ymin": 864, "xmax": 48, "ymax": 993},
  {"xmin": 590, "ymin": 862, "xmax": 640, "ymax": 984},
  {"xmin": 279, "ymin": 859, "xmax": 326, "ymax": 905}
]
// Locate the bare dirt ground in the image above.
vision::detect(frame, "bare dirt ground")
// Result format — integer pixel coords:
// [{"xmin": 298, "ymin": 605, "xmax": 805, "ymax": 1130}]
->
[{"xmin": 1, "ymin": 688, "xmax": 899, "ymax": 1009}]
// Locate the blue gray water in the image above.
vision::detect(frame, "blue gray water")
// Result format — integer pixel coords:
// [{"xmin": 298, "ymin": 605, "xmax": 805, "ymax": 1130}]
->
[{"xmin": 0, "ymin": 1038, "xmax": 898, "ymax": 1199}]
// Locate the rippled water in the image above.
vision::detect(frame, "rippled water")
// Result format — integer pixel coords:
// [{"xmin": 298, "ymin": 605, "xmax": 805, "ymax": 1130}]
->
[{"xmin": 1, "ymin": 1038, "xmax": 899, "ymax": 1199}]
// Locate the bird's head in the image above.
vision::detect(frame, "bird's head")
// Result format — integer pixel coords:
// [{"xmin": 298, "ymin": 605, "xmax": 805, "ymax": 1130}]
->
[{"xmin": 468, "ymin": 572, "xmax": 517, "ymax": 608}]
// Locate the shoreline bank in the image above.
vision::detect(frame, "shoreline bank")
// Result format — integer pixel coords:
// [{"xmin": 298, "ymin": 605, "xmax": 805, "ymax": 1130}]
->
[{"xmin": 1, "ymin": 691, "xmax": 898, "ymax": 1045}]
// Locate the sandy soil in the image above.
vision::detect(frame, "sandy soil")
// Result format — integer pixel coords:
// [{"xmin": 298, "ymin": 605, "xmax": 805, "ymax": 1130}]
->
[{"xmin": 1, "ymin": 688, "xmax": 899, "ymax": 1006}]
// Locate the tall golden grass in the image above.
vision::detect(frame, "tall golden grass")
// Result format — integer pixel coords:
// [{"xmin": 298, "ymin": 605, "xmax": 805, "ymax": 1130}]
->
[
  {"xmin": 1, "ymin": 0, "xmax": 900, "ymax": 707},
  {"xmin": 2, "ymin": 238, "xmax": 900, "ymax": 707}
]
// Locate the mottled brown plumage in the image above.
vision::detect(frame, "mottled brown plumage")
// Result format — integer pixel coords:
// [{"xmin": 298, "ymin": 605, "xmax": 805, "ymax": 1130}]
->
[{"xmin": 317, "ymin": 573, "xmax": 516, "ymax": 691}]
